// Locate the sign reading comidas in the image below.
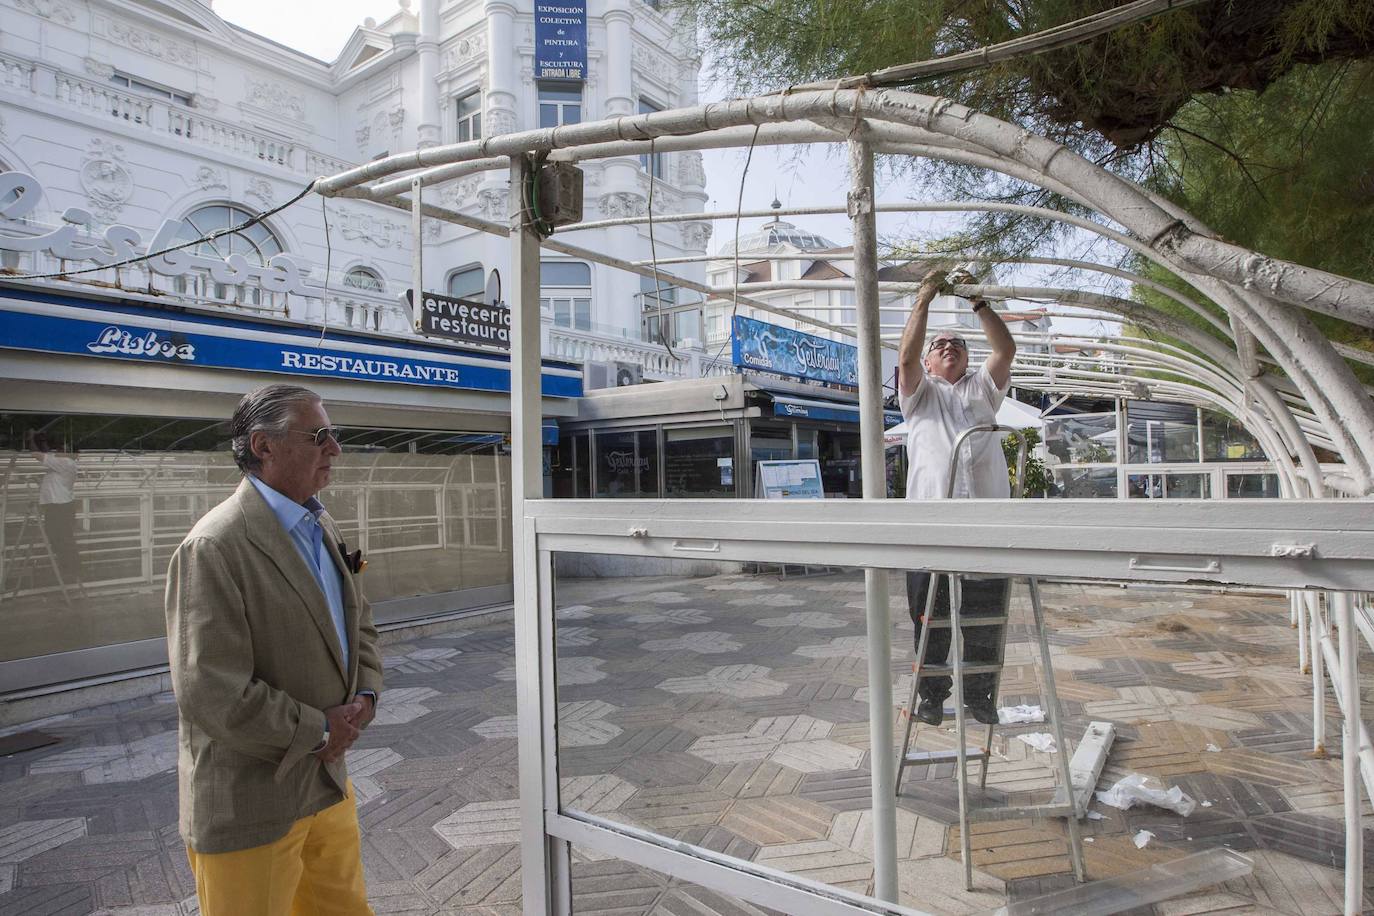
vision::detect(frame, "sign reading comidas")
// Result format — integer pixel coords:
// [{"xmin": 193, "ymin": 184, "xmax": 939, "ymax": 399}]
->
[{"xmin": 408, "ymin": 289, "xmax": 510, "ymax": 349}]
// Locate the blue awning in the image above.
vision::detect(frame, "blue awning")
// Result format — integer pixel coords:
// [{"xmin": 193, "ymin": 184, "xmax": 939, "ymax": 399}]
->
[{"xmin": 771, "ymin": 395, "xmax": 903, "ymax": 427}]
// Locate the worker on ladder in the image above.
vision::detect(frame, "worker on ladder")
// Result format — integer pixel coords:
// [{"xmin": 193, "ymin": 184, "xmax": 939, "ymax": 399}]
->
[{"xmin": 897, "ymin": 269, "xmax": 1017, "ymax": 727}]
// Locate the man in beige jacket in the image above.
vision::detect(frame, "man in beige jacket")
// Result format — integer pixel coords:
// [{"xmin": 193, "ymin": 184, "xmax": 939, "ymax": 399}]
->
[{"xmin": 166, "ymin": 383, "xmax": 383, "ymax": 915}]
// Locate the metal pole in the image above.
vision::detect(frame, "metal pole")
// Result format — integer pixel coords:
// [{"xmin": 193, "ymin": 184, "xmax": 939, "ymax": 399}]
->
[
  {"xmin": 509, "ymin": 156, "xmax": 560, "ymax": 915},
  {"xmin": 848, "ymin": 137, "xmax": 898, "ymax": 904},
  {"xmin": 411, "ymin": 178, "xmax": 423, "ymax": 330},
  {"xmin": 1335, "ymin": 591, "xmax": 1364, "ymax": 914}
]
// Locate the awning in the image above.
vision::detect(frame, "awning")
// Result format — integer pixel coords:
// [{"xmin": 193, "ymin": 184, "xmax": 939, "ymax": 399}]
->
[
  {"xmin": 771, "ymin": 395, "xmax": 903, "ymax": 427},
  {"xmin": 884, "ymin": 397, "xmax": 1045, "ymax": 448}
]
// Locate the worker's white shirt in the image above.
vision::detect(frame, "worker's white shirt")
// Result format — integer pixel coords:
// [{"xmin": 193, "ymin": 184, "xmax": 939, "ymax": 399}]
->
[
  {"xmin": 38, "ymin": 453, "xmax": 78, "ymax": 505},
  {"xmin": 901, "ymin": 364, "xmax": 1010, "ymax": 499}
]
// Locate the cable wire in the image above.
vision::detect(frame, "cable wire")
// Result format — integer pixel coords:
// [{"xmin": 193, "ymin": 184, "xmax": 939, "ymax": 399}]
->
[
  {"xmin": 701, "ymin": 124, "xmax": 762, "ymax": 377},
  {"xmin": 317, "ymin": 194, "xmax": 334, "ymax": 346},
  {"xmin": 644, "ymin": 138, "xmax": 679, "ymax": 361}
]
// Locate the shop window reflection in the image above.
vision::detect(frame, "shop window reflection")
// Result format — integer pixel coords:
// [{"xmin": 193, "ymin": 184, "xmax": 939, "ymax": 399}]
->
[
  {"xmin": 593, "ymin": 428, "xmax": 659, "ymax": 498},
  {"xmin": 0, "ymin": 413, "xmax": 513, "ymax": 665},
  {"xmin": 664, "ymin": 426, "xmax": 734, "ymax": 497}
]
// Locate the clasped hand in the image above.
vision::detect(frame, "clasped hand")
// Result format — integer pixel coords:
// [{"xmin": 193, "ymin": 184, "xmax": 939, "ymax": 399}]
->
[{"xmin": 316, "ymin": 694, "xmax": 375, "ymax": 763}]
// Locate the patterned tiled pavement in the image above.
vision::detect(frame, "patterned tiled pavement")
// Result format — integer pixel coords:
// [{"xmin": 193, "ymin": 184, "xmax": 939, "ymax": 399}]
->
[{"xmin": 1, "ymin": 571, "xmax": 1371, "ymax": 915}]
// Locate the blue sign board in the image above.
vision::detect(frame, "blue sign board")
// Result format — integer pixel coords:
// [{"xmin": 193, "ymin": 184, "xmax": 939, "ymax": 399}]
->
[
  {"xmin": 0, "ymin": 299, "xmax": 581, "ymax": 399},
  {"xmin": 731, "ymin": 315, "xmax": 859, "ymax": 386},
  {"xmin": 535, "ymin": 1, "xmax": 587, "ymax": 81}
]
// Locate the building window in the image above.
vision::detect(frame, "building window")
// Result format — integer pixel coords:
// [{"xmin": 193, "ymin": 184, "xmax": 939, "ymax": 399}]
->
[
  {"xmin": 456, "ymin": 91, "xmax": 482, "ymax": 143},
  {"xmin": 540, "ymin": 260, "xmax": 592, "ymax": 331},
  {"xmin": 173, "ymin": 204, "xmax": 285, "ymax": 304},
  {"xmin": 538, "ymin": 82, "xmax": 582, "ymax": 128},
  {"xmin": 447, "ymin": 264, "xmax": 485, "ymax": 299},
  {"xmin": 110, "ymin": 71, "xmax": 192, "ymax": 106},
  {"xmin": 638, "ymin": 97, "xmax": 666, "ymax": 179},
  {"xmin": 343, "ymin": 266, "xmax": 385, "ymax": 293}
]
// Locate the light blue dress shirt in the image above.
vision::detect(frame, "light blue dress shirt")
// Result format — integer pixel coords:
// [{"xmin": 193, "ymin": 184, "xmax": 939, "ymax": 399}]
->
[{"xmin": 248, "ymin": 475, "xmax": 349, "ymax": 670}]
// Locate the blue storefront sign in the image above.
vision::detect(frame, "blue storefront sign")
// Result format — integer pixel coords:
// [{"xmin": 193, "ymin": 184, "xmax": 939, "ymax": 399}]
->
[
  {"xmin": 731, "ymin": 315, "xmax": 859, "ymax": 386},
  {"xmin": 535, "ymin": 1, "xmax": 587, "ymax": 81},
  {"xmin": 0, "ymin": 291, "xmax": 581, "ymax": 399}
]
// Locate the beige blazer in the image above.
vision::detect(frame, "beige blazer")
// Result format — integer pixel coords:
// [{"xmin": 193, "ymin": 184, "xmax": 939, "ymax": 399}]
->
[{"xmin": 165, "ymin": 478, "xmax": 384, "ymax": 854}]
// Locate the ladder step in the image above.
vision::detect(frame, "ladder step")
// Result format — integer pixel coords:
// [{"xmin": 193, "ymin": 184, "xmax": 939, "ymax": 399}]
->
[
  {"xmin": 920, "ymin": 616, "xmax": 1009, "ymax": 629},
  {"xmin": 915, "ymin": 663, "xmax": 1003, "ymax": 677},
  {"xmin": 967, "ymin": 802, "xmax": 1076, "ymax": 823},
  {"xmin": 902, "ymin": 748, "xmax": 989, "ymax": 765}
]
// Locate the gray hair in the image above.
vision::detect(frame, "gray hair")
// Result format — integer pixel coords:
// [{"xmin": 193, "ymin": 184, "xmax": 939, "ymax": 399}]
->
[{"xmin": 230, "ymin": 384, "xmax": 321, "ymax": 473}]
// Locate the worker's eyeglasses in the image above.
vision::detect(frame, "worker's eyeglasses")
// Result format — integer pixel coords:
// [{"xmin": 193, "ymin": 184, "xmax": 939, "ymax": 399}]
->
[
  {"xmin": 927, "ymin": 337, "xmax": 967, "ymax": 354},
  {"xmin": 289, "ymin": 426, "xmax": 338, "ymax": 447}
]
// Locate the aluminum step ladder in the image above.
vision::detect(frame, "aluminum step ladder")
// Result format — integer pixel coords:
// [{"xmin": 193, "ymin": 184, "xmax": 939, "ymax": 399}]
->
[{"xmin": 893, "ymin": 425, "xmax": 1086, "ymax": 891}]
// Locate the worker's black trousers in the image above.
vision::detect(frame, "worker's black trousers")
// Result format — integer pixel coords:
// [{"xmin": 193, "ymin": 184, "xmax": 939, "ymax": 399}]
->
[{"xmin": 905, "ymin": 571, "xmax": 1009, "ymax": 706}]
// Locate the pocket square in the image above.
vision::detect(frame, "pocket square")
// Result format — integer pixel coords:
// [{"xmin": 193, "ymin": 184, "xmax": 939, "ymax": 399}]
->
[{"xmin": 337, "ymin": 541, "xmax": 367, "ymax": 574}]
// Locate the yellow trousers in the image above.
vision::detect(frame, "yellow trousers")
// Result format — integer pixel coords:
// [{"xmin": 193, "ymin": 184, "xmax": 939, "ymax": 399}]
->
[{"xmin": 187, "ymin": 782, "xmax": 373, "ymax": 916}]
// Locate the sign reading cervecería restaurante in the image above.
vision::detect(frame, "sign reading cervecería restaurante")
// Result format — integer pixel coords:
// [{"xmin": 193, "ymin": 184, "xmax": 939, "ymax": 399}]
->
[{"xmin": 409, "ymin": 289, "xmax": 511, "ymax": 349}]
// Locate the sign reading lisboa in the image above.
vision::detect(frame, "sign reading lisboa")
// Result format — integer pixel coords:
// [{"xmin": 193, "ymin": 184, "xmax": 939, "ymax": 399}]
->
[
  {"xmin": 730, "ymin": 315, "xmax": 859, "ymax": 386},
  {"xmin": 0, "ymin": 170, "xmax": 318, "ymax": 297}
]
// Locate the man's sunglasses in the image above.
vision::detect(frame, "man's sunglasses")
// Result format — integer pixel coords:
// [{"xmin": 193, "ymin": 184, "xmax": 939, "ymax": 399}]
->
[
  {"xmin": 289, "ymin": 426, "xmax": 339, "ymax": 447},
  {"xmin": 927, "ymin": 337, "xmax": 968, "ymax": 354}
]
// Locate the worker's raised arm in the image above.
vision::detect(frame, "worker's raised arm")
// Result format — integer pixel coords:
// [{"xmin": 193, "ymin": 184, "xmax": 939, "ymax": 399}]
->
[
  {"xmin": 898, "ymin": 271, "xmax": 945, "ymax": 397},
  {"xmin": 975, "ymin": 297, "xmax": 1016, "ymax": 390}
]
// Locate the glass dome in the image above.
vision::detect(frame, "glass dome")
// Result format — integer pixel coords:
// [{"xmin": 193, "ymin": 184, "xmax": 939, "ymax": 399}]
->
[{"xmin": 714, "ymin": 218, "xmax": 837, "ymax": 257}]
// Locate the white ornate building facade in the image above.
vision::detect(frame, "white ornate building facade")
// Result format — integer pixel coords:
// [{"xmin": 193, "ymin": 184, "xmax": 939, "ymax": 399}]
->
[{"xmin": 0, "ymin": 0, "xmax": 708, "ymax": 376}]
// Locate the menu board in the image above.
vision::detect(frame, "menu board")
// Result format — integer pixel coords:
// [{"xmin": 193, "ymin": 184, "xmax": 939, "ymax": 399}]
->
[{"xmin": 755, "ymin": 459, "xmax": 825, "ymax": 499}]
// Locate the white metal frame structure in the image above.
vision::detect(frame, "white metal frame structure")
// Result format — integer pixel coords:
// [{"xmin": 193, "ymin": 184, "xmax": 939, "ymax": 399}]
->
[{"xmin": 316, "ymin": 88, "xmax": 1374, "ymax": 915}]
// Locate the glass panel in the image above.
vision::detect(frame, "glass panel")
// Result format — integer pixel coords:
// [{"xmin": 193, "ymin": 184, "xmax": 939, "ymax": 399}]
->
[
  {"xmin": 1129, "ymin": 473, "xmax": 1210, "ymax": 499},
  {"xmin": 448, "ymin": 265, "xmax": 484, "ymax": 298},
  {"xmin": 1203, "ymin": 411, "xmax": 1265, "ymax": 461},
  {"xmin": 1127, "ymin": 419, "xmax": 1199, "ymax": 464},
  {"xmin": 0, "ymin": 413, "xmax": 512, "ymax": 664},
  {"xmin": 664, "ymin": 426, "xmax": 734, "ymax": 497},
  {"xmin": 574, "ymin": 297, "xmax": 591, "ymax": 331},
  {"xmin": 551, "ymin": 559, "xmax": 1259, "ymax": 912},
  {"xmin": 1052, "ymin": 466, "xmax": 1118, "ymax": 497},
  {"xmin": 541, "ymin": 261, "xmax": 592, "ymax": 286},
  {"xmin": 552, "ymin": 432, "xmax": 590, "ymax": 498},
  {"xmin": 1043, "ymin": 413, "xmax": 1117, "ymax": 464},
  {"xmin": 539, "ymin": 103, "xmax": 557, "ymax": 129},
  {"xmin": 817, "ymin": 429, "xmax": 861, "ymax": 497},
  {"xmin": 1226, "ymin": 472, "xmax": 1280, "ymax": 498},
  {"xmin": 593, "ymin": 429, "xmax": 658, "ymax": 498}
]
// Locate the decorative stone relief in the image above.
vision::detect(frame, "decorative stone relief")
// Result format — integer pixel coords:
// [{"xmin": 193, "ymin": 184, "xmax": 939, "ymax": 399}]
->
[
  {"xmin": 598, "ymin": 192, "xmax": 646, "ymax": 220},
  {"xmin": 371, "ymin": 112, "xmax": 389, "ymax": 139},
  {"xmin": 444, "ymin": 30, "xmax": 486, "ymax": 71},
  {"xmin": 388, "ymin": 106, "xmax": 405, "ymax": 129},
  {"xmin": 355, "ymin": 123, "xmax": 370, "ymax": 149},
  {"xmin": 486, "ymin": 108, "xmax": 516, "ymax": 137},
  {"xmin": 678, "ymin": 151, "xmax": 706, "ymax": 188},
  {"xmin": 15, "ymin": 0, "xmax": 75, "ymax": 24},
  {"xmin": 339, "ymin": 209, "xmax": 404, "ymax": 248},
  {"xmin": 680, "ymin": 222, "xmax": 713, "ymax": 251},
  {"xmin": 102, "ymin": 19, "xmax": 196, "ymax": 67},
  {"xmin": 193, "ymin": 166, "xmax": 226, "ymax": 191},
  {"xmin": 245, "ymin": 178, "xmax": 275, "ymax": 207},
  {"xmin": 423, "ymin": 220, "xmax": 442, "ymax": 241},
  {"xmin": 632, "ymin": 43, "xmax": 678, "ymax": 88},
  {"xmin": 478, "ymin": 188, "xmax": 509, "ymax": 223},
  {"xmin": 79, "ymin": 139, "xmax": 133, "ymax": 222},
  {"xmin": 82, "ymin": 58, "xmax": 114, "ymax": 79},
  {"xmin": 191, "ymin": 94, "xmax": 219, "ymax": 113},
  {"xmin": 245, "ymin": 78, "xmax": 305, "ymax": 121},
  {"xmin": 440, "ymin": 175, "xmax": 482, "ymax": 210},
  {"xmin": 639, "ymin": 172, "xmax": 682, "ymax": 212},
  {"xmin": 0, "ymin": 112, "xmax": 7, "ymax": 142}
]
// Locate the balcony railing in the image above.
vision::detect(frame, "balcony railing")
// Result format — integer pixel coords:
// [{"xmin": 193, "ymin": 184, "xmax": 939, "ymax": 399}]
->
[{"xmin": 0, "ymin": 55, "xmax": 352, "ymax": 178}]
